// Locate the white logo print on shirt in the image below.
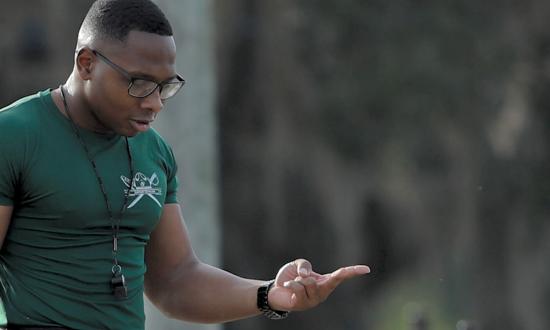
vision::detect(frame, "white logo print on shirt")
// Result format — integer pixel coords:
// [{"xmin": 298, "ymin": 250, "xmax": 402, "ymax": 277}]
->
[{"xmin": 120, "ymin": 172, "xmax": 163, "ymax": 208}]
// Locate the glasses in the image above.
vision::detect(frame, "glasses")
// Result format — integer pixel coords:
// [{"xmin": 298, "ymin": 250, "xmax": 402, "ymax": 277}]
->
[{"xmin": 91, "ymin": 49, "xmax": 185, "ymax": 100}]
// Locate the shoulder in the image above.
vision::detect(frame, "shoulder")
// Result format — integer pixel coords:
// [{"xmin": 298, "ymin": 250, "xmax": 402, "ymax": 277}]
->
[
  {"xmin": 130, "ymin": 127, "xmax": 178, "ymax": 173},
  {"xmin": 0, "ymin": 92, "xmax": 48, "ymax": 172},
  {"xmin": 0, "ymin": 90, "xmax": 51, "ymax": 132},
  {"xmin": 0, "ymin": 90, "xmax": 49, "ymax": 116},
  {"xmin": 0, "ymin": 90, "xmax": 57, "ymax": 164},
  {"xmin": 131, "ymin": 127, "xmax": 174, "ymax": 155}
]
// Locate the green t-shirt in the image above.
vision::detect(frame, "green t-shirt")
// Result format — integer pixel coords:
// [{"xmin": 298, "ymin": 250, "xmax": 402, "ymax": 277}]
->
[{"xmin": 0, "ymin": 90, "xmax": 179, "ymax": 329}]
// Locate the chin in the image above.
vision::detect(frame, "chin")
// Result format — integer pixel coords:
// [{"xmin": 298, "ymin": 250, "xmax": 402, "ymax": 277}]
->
[
  {"xmin": 122, "ymin": 130, "xmax": 140, "ymax": 138},
  {"xmin": 116, "ymin": 125, "xmax": 143, "ymax": 137}
]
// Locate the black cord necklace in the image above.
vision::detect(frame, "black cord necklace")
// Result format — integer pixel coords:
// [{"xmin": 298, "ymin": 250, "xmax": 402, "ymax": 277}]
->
[{"xmin": 59, "ymin": 85, "xmax": 134, "ymax": 300}]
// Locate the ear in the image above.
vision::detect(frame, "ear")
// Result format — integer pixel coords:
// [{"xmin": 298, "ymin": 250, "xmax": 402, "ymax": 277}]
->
[{"xmin": 75, "ymin": 48, "xmax": 95, "ymax": 80}]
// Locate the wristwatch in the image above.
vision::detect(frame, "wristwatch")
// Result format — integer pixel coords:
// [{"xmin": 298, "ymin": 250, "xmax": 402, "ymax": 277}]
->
[{"xmin": 257, "ymin": 280, "xmax": 289, "ymax": 320}]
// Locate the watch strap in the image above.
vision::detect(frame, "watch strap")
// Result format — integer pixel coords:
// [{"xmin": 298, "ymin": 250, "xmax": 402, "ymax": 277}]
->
[{"xmin": 257, "ymin": 280, "xmax": 289, "ymax": 320}]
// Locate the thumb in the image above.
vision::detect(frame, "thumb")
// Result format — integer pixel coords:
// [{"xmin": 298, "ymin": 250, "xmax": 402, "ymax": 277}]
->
[{"xmin": 295, "ymin": 258, "xmax": 312, "ymax": 277}]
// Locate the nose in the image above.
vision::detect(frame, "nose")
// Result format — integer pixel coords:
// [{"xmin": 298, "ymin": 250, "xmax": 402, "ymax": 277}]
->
[{"xmin": 140, "ymin": 88, "xmax": 164, "ymax": 114}]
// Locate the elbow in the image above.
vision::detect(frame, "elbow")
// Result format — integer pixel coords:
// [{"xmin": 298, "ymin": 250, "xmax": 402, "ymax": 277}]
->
[
  {"xmin": 144, "ymin": 259, "xmax": 209, "ymax": 322},
  {"xmin": 145, "ymin": 290, "xmax": 229, "ymax": 324}
]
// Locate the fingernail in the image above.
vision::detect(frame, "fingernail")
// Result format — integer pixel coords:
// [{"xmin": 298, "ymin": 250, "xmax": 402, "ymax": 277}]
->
[
  {"xmin": 357, "ymin": 265, "xmax": 371, "ymax": 274},
  {"xmin": 299, "ymin": 268, "xmax": 309, "ymax": 276}
]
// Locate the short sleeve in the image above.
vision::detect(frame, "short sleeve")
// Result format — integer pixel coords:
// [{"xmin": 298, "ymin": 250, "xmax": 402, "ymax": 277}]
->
[
  {"xmin": 0, "ymin": 128, "xmax": 20, "ymax": 206},
  {"xmin": 164, "ymin": 145, "xmax": 179, "ymax": 204}
]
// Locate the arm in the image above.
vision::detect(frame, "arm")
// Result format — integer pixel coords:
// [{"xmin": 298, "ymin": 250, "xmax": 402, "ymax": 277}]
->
[
  {"xmin": 144, "ymin": 203, "xmax": 262, "ymax": 323},
  {"xmin": 144, "ymin": 203, "xmax": 370, "ymax": 323},
  {"xmin": 0, "ymin": 206, "xmax": 13, "ymax": 248}
]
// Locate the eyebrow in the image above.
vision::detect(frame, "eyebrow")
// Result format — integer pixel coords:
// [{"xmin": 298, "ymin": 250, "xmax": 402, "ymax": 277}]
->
[{"xmin": 92, "ymin": 49, "xmax": 178, "ymax": 84}]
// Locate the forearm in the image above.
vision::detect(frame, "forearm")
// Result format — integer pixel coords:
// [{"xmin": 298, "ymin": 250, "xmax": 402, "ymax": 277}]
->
[
  {"xmin": 144, "ymin": 206, "xmax": 370, "ymax": 323},
  {"xmin": 145, "ymin": 260, "xmax": 266, "ymax": 323}
]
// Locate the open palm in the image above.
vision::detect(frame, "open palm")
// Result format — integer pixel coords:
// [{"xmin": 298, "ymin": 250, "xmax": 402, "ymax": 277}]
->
[{"xmin": 267, "ymin": 259, "xmax": 370, "ymax": 311}]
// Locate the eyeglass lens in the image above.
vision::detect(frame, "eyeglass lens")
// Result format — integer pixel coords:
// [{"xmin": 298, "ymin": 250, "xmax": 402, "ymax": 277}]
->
[{"xmin": 129, "ymin": 79, "xmax": 184, "ymax": 100}]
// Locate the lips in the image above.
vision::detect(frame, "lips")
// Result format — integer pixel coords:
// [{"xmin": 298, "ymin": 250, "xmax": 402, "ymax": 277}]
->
[{"xmin": 130, "ymin": 118, "xmax": 153, "ymax": 132}]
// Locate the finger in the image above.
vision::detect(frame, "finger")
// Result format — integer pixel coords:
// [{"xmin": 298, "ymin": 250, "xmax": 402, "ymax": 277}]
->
[
  {"xmin": 297, "ymin": 276, "xmax": 321, "ymax": 302},
  {"xmin": 295, "ymin": 258, "xmax": 312, "ymax": 277},
  {"xmin": 318, "ymin": 265, "xmax": 371, "ymax": 289},
  {"xmin": 283, "ymin": 280, "xmax": 307, "ymax": 308},
  {"xmin": 274, "ymin": 261, "xmax": 300, "ymax": 286},
  {"xmin": 340, "ymin": 265, "xmax": 371, "ymax": 277},
  {"xmin": 282, "ymin": 280, "xmax": 321, "ymax": 311},
  {"xmin": 340, "ymin": 265, "xmax": 370, "ymax": 277},
  {"xmin": 308, "ymin": 270, "xmax": 324, "ymax": 280}
]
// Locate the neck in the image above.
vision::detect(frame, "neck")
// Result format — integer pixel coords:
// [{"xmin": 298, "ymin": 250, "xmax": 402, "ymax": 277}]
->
[{"xmin": 56, "ymin": 79, "xmax": 115, "ymax": 136}]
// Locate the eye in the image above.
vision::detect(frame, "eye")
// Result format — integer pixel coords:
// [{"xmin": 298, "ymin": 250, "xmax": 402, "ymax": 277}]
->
[
  {"xmin": 129, "ymin": 79, "xmax": 158, "ymax": 97},
  {"xmin": 132, "ymin": 79, "xmax": 156, "ymax": 90}
]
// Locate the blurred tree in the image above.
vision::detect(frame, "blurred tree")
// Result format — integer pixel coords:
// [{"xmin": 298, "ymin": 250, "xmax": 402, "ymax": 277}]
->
[
  {"xmin": 3, "ymin": 0, "xmax": 550, "ymax": 329},
  {"xmin": 217, "ymin": 0, "xmax": 550, "ymax": 329},
  {"xmin": 147, "ymin": 1, "xmax": 220, "ymax": 330}
]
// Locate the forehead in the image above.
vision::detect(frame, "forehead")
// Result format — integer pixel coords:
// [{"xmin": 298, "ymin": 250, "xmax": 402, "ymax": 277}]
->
[{"xmin": 100, "ymin": 30, "xmax": 177, "ymax": 80}]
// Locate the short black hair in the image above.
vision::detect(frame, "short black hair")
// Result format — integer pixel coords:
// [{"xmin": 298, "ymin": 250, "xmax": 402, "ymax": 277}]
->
[{"xmin": 80, "ymin": 0, "xmax": 173, "ymax": 43}]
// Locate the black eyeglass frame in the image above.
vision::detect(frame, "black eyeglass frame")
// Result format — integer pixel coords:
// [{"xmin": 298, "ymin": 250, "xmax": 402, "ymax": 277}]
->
[{"xmin": 89, "ymin": 49, "xmax": 185, "ymax": 100}]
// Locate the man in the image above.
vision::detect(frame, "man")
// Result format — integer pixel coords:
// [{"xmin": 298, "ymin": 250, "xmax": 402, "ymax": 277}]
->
[{"xmin": 0, "ymin": 0, "xmax": 370, "ymax": 329}]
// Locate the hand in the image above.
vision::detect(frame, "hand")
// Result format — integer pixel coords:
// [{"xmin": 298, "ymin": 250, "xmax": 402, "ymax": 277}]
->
[{"xmin": 267, "ymin": 259, "xmax": 370, "ymax": 311}]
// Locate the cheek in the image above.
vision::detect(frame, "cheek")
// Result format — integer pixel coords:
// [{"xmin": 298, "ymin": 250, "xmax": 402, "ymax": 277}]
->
[
  {"xmin": 87, "ymin": 75, "xmax": 137, "ymax": 128},
  {"xmin": 99, "ymin": 88, "xmax": 134, "ymax": 118},
  {"xmin": 94, "ymin": 74, "xmax": 132, "ymax": 111}
]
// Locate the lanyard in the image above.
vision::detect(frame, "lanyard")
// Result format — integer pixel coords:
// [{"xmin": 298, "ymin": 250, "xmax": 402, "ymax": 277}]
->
[{"xmin": 59, "ymin": 85, "xmax": 134, "ymax": 299}]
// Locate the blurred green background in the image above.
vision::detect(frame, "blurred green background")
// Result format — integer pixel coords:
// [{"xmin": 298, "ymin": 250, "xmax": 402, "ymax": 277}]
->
[{"xmin": 2, "ymin": 1, "xmax": 549, "ymax": 329}]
